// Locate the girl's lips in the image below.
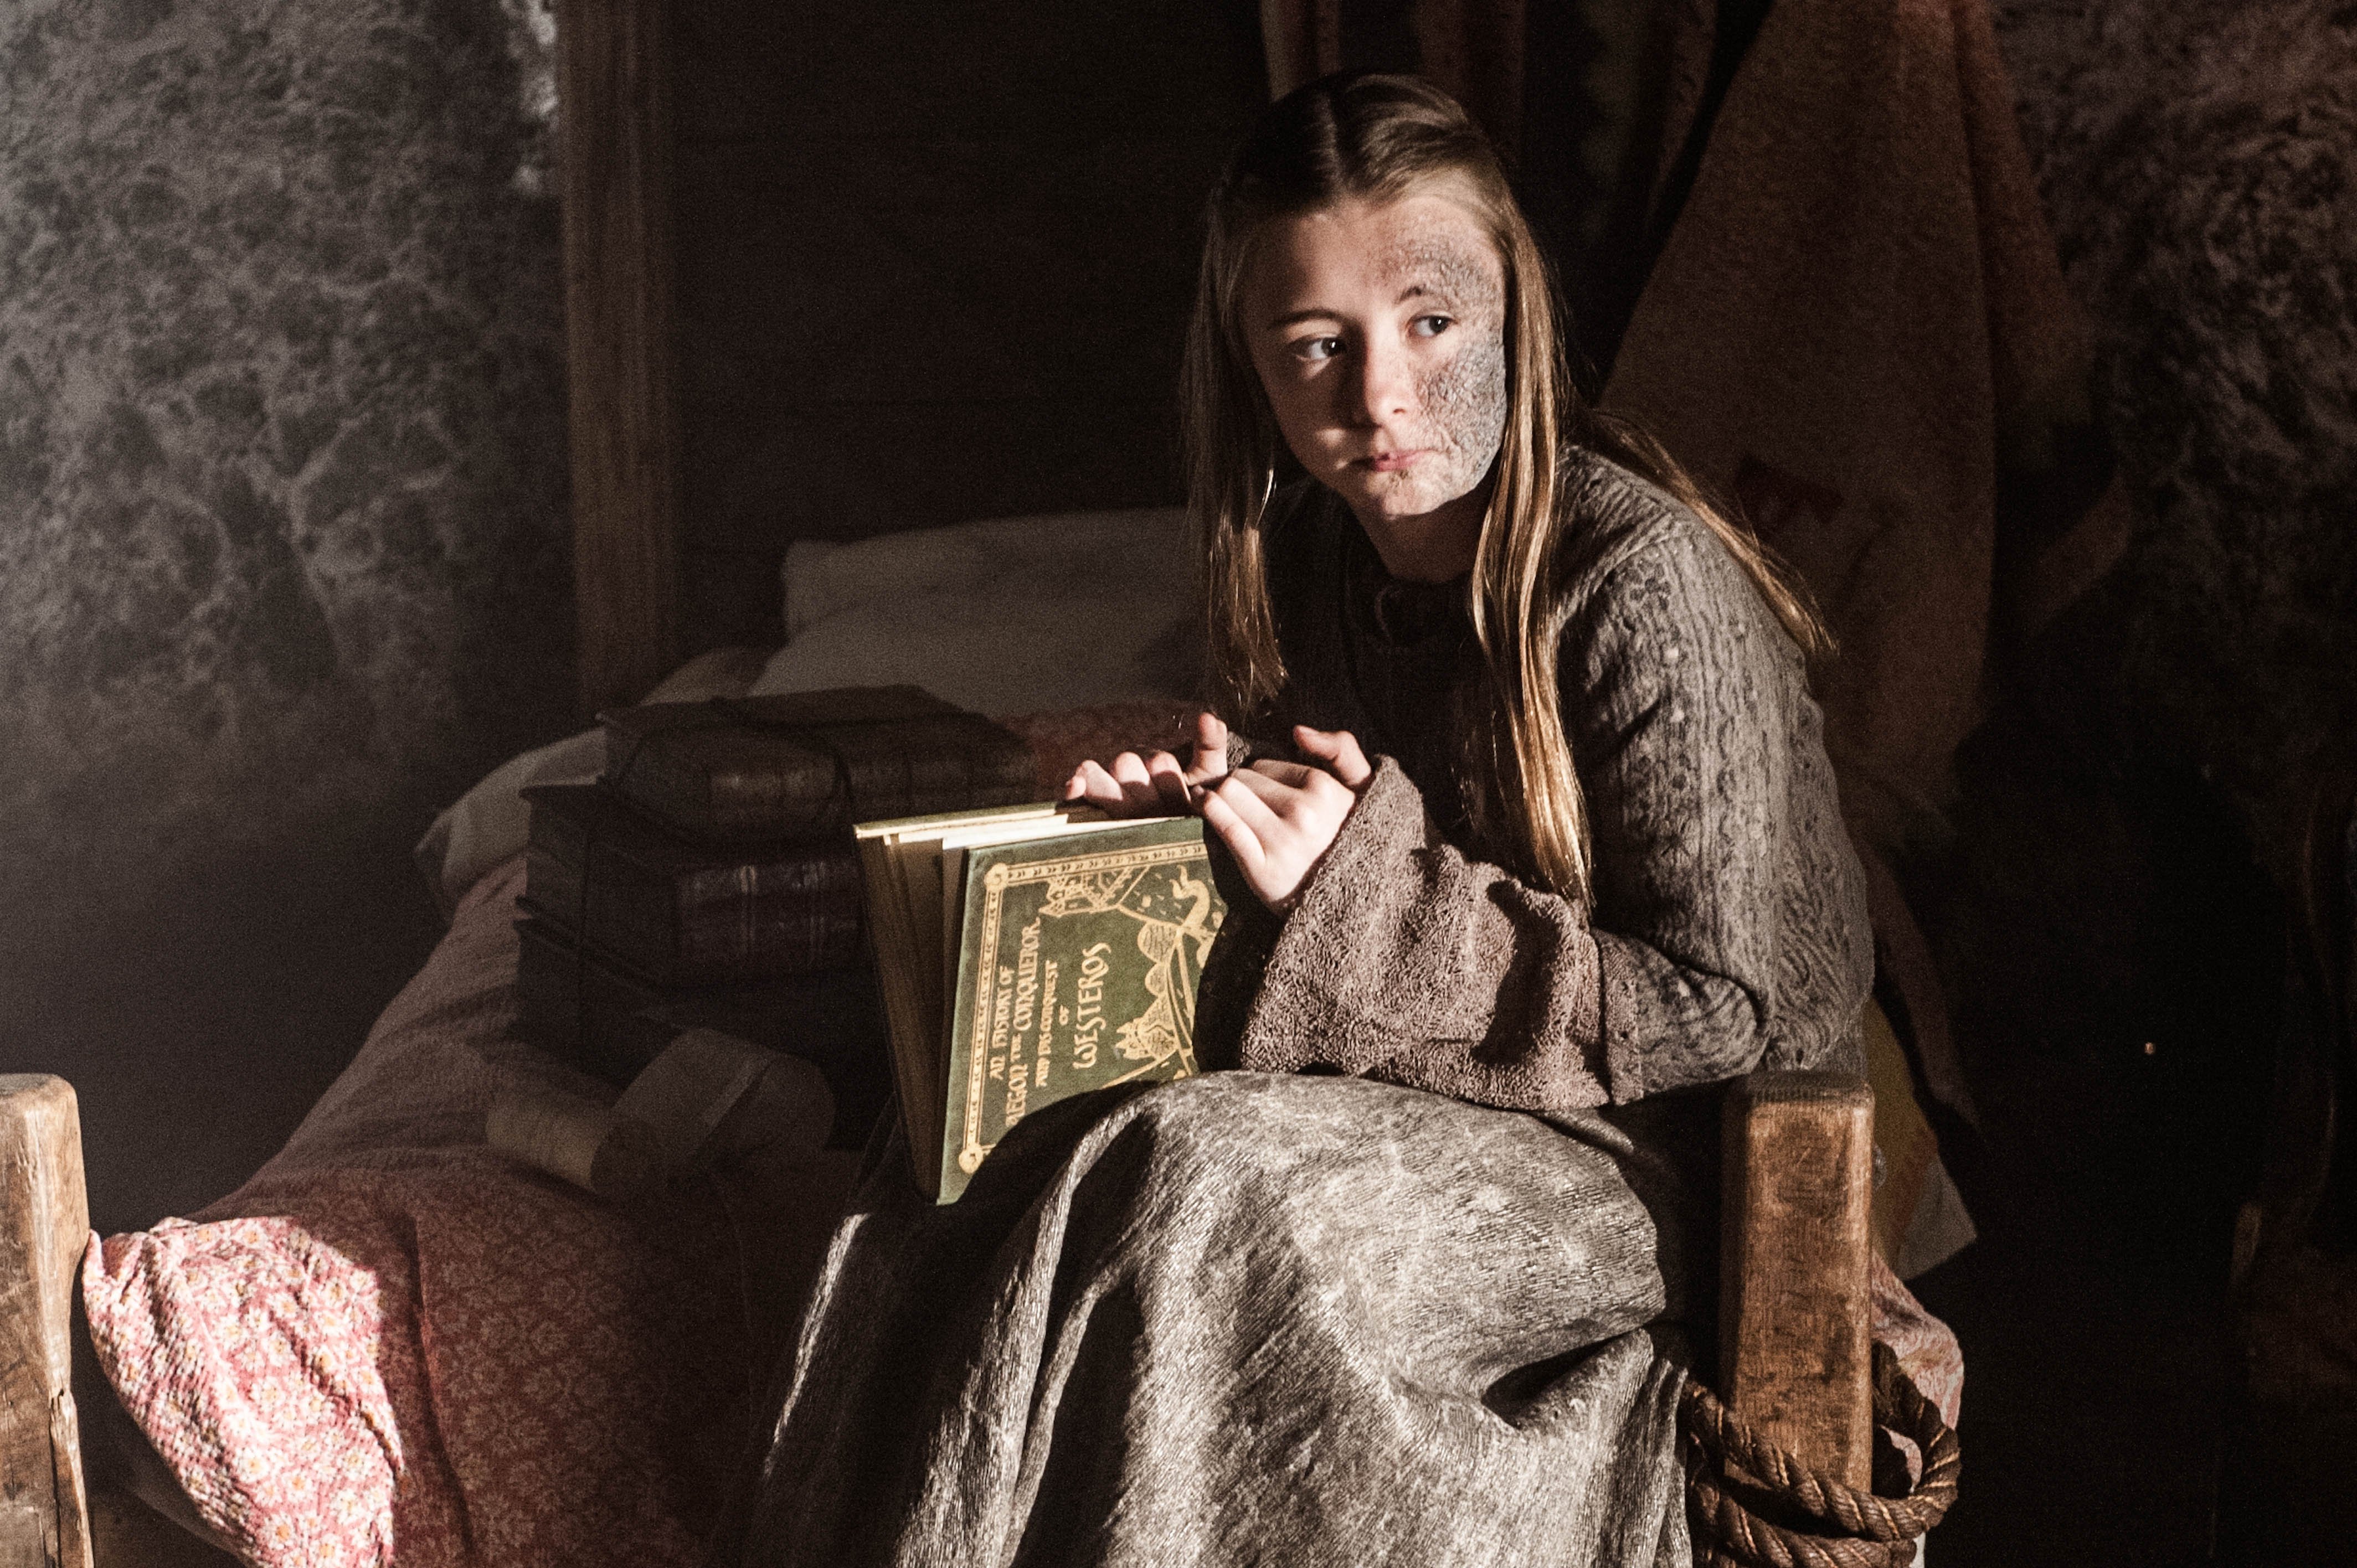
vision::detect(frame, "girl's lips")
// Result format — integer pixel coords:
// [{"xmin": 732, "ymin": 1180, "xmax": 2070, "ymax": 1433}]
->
[{"xmin": 1361, "ymin": 449, "xmax": 1428, "ymax": 473}]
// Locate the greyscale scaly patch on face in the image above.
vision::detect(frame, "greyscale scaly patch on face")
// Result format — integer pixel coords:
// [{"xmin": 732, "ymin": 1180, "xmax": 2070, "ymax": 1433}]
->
[{"xmin": 1388, "ymin": 230, "xmax": 1509, "ymax": 516}]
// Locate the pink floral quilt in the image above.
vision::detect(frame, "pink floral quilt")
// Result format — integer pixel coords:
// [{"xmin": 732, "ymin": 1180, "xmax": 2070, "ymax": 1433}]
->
[{"xmin": 82, "ymin": 860, "xmax": 746, "ymax": 1567}]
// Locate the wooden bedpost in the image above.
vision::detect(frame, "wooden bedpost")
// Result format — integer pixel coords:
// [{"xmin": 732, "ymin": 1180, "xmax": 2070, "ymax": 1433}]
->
[
  {"xmin": 1720, "ymin": 1069, "xmax": 1877, "ymax": 1489},
  {"xmin": 557, "ymin": 0, "xmax": 682, "ymax": 719},
  {"xmin": 0, "ymin": 1076, "xmax": 93, "ymax": 1568}
]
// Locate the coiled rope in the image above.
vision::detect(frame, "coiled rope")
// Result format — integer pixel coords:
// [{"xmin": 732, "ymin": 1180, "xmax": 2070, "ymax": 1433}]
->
[{"xmin": 1681, "ymin": 1342, "xmax": 1959, "ymax": 1568}]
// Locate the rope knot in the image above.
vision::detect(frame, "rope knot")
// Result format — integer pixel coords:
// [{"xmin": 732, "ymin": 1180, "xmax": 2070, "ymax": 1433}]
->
[{"xmin": 1680, "ymin": 1341, "xmax": 1959, "ymax": 1568}]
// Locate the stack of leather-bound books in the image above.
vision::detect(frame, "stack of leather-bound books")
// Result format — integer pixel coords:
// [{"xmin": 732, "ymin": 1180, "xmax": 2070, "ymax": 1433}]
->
[{"xmin": 512, "ymin": 685, "xmax": 1036, "ymax": 1142}]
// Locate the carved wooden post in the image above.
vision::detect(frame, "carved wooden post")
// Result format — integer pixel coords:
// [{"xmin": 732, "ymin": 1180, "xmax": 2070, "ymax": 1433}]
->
[
  {"xmin": 557, "ymin": 0, "xmax": 681, "ymax": 719},
  {"xmin": 0, "ymin": 1076, "xmax": 92, "ymax": 1568},
  {"xmin": 1720, "ymin": 1069, "xmax": 1877, "ymax": 1489}
]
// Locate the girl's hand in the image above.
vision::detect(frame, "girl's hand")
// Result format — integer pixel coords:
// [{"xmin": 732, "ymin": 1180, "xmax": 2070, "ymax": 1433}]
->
[
  {"xmin": 1198, "ymin": 725, "xmax": 1372, "ymax": 912},
  {"xmin": 1064, "ymin": 711, "xmax": 1233, "ymax": 818}
]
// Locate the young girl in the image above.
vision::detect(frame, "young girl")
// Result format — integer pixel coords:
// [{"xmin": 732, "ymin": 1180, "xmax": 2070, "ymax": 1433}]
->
[{"xmin": 733, "ymin": 75, "xmax": 1870, "ymax": 1568}]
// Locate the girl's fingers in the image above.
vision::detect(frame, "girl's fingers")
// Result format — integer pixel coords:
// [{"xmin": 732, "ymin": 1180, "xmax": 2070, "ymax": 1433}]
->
[
  {"xmin": 1228, "ymin": 765, "xmax": 1347, "ymax": 820},
  {"xmin": 1293, "ymin": 725, "xmax": 1373, "ymax": 790},
  {"xmin": 1211, "ymin": 771, "xmax": 1292, "ymax": 840},
  {"xmin": 1108, "ymin": 751, "xmax": 1163, "ymax": 814},
  {"xmin": 1245, "ymin": 758, "xmax": 1314, "ymax": 788},
  {"xmin": 1071, "ymin": 757, "xmax": 1160, "ymax": 817},
  {"xmin": 1143, "ymin": 750, "xmax": 1193, "ymax": 812},
  {"xmin": 1071, "ymin": 758, "xmax": 1124, "ymax": 808},
  {"xmin": 1187, "ymin": 711, "xmax": 1232, "ymax": 783},
  {"xmin": 1197, "ymin": 786, "xmax": 1268, "ymax": 879}
]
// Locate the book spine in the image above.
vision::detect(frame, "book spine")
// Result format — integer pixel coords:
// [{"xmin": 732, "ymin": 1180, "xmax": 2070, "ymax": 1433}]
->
[
  {"xmin": 612, "ymin": 721, "xmax": 1036, "ymax": 840},
  {"xmin": 609, "ymin": 740, "xmax": 845, "ymax": 840},
  {"xmin": 670, "ymin": 854, "xmax": 864, "ymax": 975},
  {"xmin": 511, "ymin": 919, "xmax": 674, "ymax": 1085},
  {"xmin": 524, "ymin": 806, "xmax": 590, "ymax": 928},
  {"xmin": 568, "ymin": 842, "xmax": 862, "ymax": 983}
]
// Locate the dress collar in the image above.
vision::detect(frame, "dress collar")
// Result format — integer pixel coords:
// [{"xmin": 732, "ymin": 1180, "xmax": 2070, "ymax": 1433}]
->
[{"xmin": 1339, "ymin": 518, "xmax": 1473, "ymax": 649}]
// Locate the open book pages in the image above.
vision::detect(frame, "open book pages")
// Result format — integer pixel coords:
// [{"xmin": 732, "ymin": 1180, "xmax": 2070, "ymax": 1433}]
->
[{"xmin": 856, "ymin": 804, "xmax": 1227, "ymax": 1201}]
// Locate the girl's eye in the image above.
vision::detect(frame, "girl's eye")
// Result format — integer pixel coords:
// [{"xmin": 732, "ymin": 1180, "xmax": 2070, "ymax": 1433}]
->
[
  {"xmin": 1291, "ymin": 336, "xmax": 1345, "ymax": 363},
  {"xmin": 1411, "ymin": 314, "xmax": 1453, "ymax": 338}
]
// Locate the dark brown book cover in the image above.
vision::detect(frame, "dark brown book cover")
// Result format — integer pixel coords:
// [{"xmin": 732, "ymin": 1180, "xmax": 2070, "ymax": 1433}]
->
[
  {"xmin": 599, "ymin": 685, "xmax": 1036, "ymax": 843},
  {"xmin": 523, "ymin": 782, "xmax": 863, "ymax": 983},
  {"xmin": 511, "ymin": 913, "xmax": 892, "ymax": 1144}
]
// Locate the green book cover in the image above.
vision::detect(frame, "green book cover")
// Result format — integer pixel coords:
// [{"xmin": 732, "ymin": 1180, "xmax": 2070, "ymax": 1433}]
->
[{"xmin": 937, "ymin": 817, "xmax": 1226, "ymax": 1202}]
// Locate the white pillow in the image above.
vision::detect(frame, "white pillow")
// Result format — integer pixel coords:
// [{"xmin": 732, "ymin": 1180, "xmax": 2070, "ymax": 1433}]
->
[
  {"xmin": 752, "ymin": 507, "xmax": 1200, "ymax": 715},
  {"xmin": 414, "ymin": 729, "xmax": 604, "ymax": 919}
]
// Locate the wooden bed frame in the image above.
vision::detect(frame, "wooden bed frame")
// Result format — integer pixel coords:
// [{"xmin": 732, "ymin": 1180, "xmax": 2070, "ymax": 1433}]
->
[{"xmin": 0, "ymin": 1, "xmax": 1885, "ymax": 1557}]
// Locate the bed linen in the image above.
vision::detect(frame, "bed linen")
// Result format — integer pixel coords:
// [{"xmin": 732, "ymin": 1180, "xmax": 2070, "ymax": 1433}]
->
[
  {"xmin": 118, "ymin": 483, "xmax": 1967, "ymax": 1561},
  {"xmin": 81, "ymin": 759, "xmax": 1963, "ymax": 1568},
  {"xmin": 80, "ymin": 860, "xmax": 768, "ymax": 1568}
]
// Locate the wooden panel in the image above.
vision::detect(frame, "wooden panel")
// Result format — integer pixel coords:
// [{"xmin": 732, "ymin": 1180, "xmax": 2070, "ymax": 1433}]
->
[
  {"xmin": 0, "ymin": 1075, "xmax": 92, "ymax": 1568},
  {"xmin": 653, "ymin": 0, "xmax": 1262, "ymax": 649},
  {"xmin": 558, "ymin": 0, "xmax": 681, "ymax": 718},
  {"xmin": 1720, "ymin": 1069, "xmax": 1876, "ymax": 1489}
]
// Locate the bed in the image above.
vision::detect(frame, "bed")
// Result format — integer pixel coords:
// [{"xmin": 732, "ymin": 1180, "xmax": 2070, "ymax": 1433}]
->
[
  {"xmin": 2, "ymin": 552, "xmax": 1965, "ymax": 1567},
  {"xmin": 0, "ymin": 2, "xmax": 1972, "ymax": 1562}
]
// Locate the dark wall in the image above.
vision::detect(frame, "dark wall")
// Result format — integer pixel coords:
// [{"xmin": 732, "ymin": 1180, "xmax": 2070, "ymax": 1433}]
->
[
  {"xmin": 670, "ymin": 1, "xmax": 1267, "ymax": 644},
  {"xmin": 1927, "ymin": 0, "xmax": 2357, "ymax": 1192},
  {"xmin": 0, "ymin": 0, "xmax": 574, "ymax": 1228},
  {"xmin": 5, "ymin": 0, "xmax": 2343, "ymax": 1238},
  {"xmin": 1989, "ymin": 0, "xmax": 2357, "ymax": 874}
]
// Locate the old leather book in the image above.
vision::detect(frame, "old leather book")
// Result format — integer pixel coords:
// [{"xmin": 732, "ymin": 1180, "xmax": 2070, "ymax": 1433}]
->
[
  {"xmin": 599, "ymin": 685, "xmax": 1036, "ymax": 843},
  {"xmin": 523, "ymin": 781, "xmax": 862, "ymax": 983}
]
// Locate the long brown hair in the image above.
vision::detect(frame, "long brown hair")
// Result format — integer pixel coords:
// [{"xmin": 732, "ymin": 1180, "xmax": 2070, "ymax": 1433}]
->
[{"xmin": 1183, "ymin": 71, "xmax": 1827, "ymax": 902}]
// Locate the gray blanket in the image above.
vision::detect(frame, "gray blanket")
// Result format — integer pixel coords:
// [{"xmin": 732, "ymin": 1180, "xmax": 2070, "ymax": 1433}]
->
[{"xmin": 728, "ymin": 1072, "xmax": 1695, "ymax": 1567}]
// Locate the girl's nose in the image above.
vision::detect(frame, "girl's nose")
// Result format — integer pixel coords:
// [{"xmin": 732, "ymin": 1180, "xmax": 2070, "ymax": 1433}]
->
[{"xmin": 1346, "ymin": 334, "xmax": 1416, "ymax": 430}]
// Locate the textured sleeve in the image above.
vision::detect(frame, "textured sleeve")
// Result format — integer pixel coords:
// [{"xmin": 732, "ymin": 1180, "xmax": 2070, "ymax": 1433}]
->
[
  {"xmin": 1202, "ymin": 757, "xmax": 1611, "ymax": 1115},
  {"xmin": 1570, "ymin": 522, "xmax": 1872, "ymax": 1100}
]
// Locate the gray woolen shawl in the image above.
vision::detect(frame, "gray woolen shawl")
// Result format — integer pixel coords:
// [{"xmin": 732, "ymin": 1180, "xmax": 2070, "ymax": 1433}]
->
[{"xmin": 725, "ymin": 450, "xmax": 1871, "ymax": 1568}]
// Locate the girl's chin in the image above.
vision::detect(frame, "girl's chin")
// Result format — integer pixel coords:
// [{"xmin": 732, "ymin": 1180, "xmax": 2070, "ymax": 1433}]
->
[{"xmin": 1329, "ymin": 472, "xmax": 1457, "ymax": 523}]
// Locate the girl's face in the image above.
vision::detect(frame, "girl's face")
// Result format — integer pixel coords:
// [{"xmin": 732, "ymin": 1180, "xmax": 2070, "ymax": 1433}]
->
[{"xmin": 1243, "ymin": 192, "xmax": 1509, "ymax": 581}]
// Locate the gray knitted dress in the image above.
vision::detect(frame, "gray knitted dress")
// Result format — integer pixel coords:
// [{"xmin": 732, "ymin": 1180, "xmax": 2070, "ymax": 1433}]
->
[{"xmin": 728, "ymin": 451, "xmax": 1872, "ymax": 1568}]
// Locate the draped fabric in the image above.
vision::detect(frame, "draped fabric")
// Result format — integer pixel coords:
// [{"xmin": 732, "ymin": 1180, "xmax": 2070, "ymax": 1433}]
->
[
  {"xmin": 1602, "ymin": 0, "xmax": 2127, "ymax": 855},
  {"xmin": 1262, "ymin": 0, "xmax": 1528, "ymax": 152},
  {"xmin": 729, "ymin": 1075, "xmax": 1695, "ymax": 1568}
]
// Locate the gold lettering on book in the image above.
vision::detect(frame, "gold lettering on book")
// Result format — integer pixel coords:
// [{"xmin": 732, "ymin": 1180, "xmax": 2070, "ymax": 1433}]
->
[
  {"xmin": 992, "ymin": 960, "xmax": 1027, "ymax": 1126},
  {"xmin": 1011, "ymin": 921, "xmax": 1041, "ymax": 1037},
  {"xmin": 1073, "ymin": 941, "xmax": 1110, "ymax": 1069},
  {"xmin": 989, "ymin": 964, "xmax": 1015, "ymax": 1059},
  {"xmin": 1039, "ymin": 863, "xmax": 1222, "ymax": 1075},
  {"xmin": 1036, "ymin": 958, "xmax": 1060, "ymax": 1088}
]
